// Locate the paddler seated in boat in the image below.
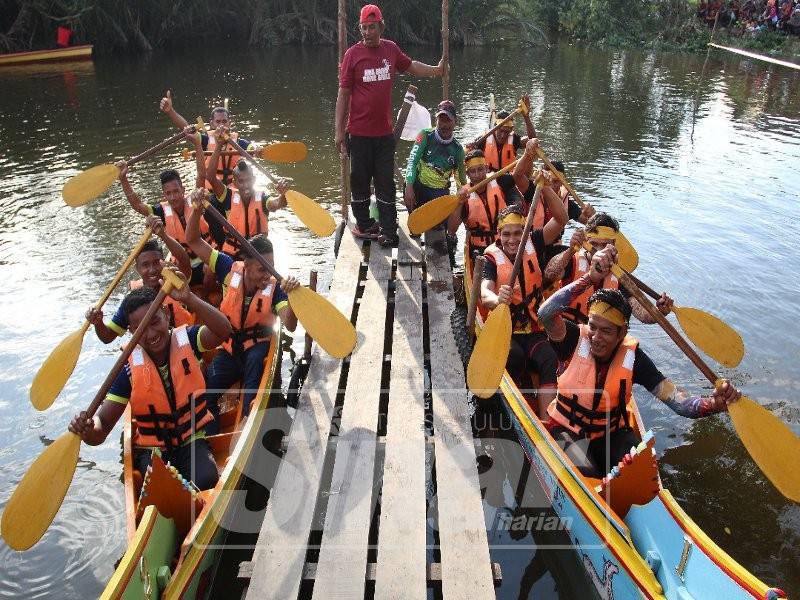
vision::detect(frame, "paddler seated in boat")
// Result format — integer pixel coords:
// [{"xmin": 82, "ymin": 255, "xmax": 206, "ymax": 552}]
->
[
  {"xmin": 543, "ymin": 213, "xmax": 674, "ymax": 324},
  {"xmin": 537, "ymin": 246, "xmax": 741, "ymax": 477},
  {"xmin": 513, "ymin": 140, "xmax": 595, "ymax": 257},
  {"xmin": 86, "ymin": 216, "xmax": 194, "ymax": 343},
  {"xmin": 447, "ymin": 148, "xmax": 520, "ymax": 258},
  {"xmin": 480, "ymin": 199, "xmax": 568, "ymax": 418},
  {"xmin": 206, "ymin": 124, "xmax": 290, "ymax": 258},
  {"xmin": 471, "ymin": 95, "xmax": 535, "ymax": 171},
  {"xmin": 117, "ymin": 130, "xmax": 214, "ymax": 287},
  {"xmin": 69, "ymin": 268, "xmax": 234, "ymax": 490},
  {"xmin": 159, "ymin": 91, "xmax": 258, "ymax": 188},
  {"xmin": 185, "ymin": 189, "xmax": 299, "ymax": 427}
]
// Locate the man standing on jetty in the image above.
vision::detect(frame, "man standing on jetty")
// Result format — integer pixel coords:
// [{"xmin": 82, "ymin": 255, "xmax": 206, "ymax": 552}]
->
[{"xmin": 335, "ymin": 4, "xmax": 446, "ymax": 247}]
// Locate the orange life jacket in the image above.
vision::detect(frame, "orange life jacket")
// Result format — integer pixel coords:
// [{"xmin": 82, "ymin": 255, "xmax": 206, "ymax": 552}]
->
[
  {"xmin": 548, "ymin": 324, "xmax": 637, "ymax": 440},
  {"xmin": 205, "ymin": 132, "xmax": 241, "ymax": 188},
  {"xmin": 129, "ymin": 325, "xmax": 212, "ymax": 448},
  {"xmin": 465, "ymin": 180, "xmax": 507, "ymax": 253},
  {"xmin": 219, "ymin": 261, "xmax": 277, "ymax": 355},
  {"xmin": 484, "ymin": 132, "xmax": 516, "ymax": 171},
  {"xmin": 160, "ymin": 199, "xmax": 213, "ymax": 266},
  {"xmin": 130, "ymin": 279, "xmax": 194, "ymax": 328},
  {"xmin": 562, "ymin": 249, "xmax": 619, "ymax": 324},
  {"xmin": 484, "ymin": 240, "xmax": 544, "ymax": 333},
  {"xmin": 532, "ymin": 185, "xmax": 570, "ymax": 231},
  {"xmin": 221, "ymin": 190, "xmax": 269, "ymax": 256}
]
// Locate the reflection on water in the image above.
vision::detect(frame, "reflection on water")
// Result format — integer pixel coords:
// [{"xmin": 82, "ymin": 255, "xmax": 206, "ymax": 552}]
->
[{"xmin": 0, "ymin": 42, "xmax": 798, "ymax": 598}]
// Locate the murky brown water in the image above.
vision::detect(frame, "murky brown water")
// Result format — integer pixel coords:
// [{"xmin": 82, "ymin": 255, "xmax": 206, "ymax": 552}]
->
[{"xmin": 0, "ymin": 42, "xmax": 798, "ymax": 598}]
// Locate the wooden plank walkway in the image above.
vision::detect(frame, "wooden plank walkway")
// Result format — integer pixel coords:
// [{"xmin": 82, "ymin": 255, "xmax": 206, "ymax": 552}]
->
[{"xmin": 243, "ymin": 216, "xmax": 495, "ymax": 599}]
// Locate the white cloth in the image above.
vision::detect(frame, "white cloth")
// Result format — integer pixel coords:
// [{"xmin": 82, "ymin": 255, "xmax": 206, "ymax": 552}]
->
[{"xmin": 399, "ymin": 101, "xmax": 432, "ymax": 141}]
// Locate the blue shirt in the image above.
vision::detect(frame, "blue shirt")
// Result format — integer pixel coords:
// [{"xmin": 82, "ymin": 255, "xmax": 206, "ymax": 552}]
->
[{"xmin": 209, "ymin": 249, "xmax": 289, "ymax": 314}]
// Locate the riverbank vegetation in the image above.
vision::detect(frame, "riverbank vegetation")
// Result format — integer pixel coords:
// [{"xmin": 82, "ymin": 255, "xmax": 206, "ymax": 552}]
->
[{"xmin": 1, "ymin": 0, "xmax": 798, "ymax": 57}]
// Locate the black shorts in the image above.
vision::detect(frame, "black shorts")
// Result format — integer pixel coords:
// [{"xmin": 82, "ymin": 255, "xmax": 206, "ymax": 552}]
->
[{"xmin": 507, "ymin": 331, "xmax": 558, "ymax": 386}]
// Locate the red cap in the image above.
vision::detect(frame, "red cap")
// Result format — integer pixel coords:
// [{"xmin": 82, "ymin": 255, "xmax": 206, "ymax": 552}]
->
[{"xmin": 360, "ymin": 4, "xmax": 383, "ymax": 24}]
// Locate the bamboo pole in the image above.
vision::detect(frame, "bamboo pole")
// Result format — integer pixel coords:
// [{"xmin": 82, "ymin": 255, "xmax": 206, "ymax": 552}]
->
[
  {"xmin": 304, "ymin": 270, "xmax": 318, "ymax": 360},
  {"xmin": 466, "ymin": 256, "xmax": 485, "ymax": 333},
  {"xmin": 441, "ymin": 0, "xmax": 450, "ymax": 99},
  {"xmin": 338, "ymin": 0, "xmax": 349, "ymax": 224}
]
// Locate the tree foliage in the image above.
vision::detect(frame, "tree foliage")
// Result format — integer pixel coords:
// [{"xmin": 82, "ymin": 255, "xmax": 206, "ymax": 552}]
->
[{"xmin": 0, "ymin": 0, "xmax": 697, "ymax": 54}]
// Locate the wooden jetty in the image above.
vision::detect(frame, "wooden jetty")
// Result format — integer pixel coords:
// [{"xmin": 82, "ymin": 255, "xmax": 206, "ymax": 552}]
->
[{"xmin": 239, "ymin": 217, "xmax": 497, "ymax": 598}]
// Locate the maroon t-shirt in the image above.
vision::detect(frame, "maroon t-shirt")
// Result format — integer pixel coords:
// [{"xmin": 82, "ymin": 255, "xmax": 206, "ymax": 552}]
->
[{"xmin": 339, "ymin": 39, "xmax": 412, "ymax": 137}]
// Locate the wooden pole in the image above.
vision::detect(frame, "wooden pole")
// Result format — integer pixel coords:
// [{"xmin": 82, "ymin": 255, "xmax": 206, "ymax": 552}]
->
[
  {"xmin": 338, "ymin": 0, "xmax": 349, "ymax": 224},
  {"xmin": 466, "ymin": 256, "xmax": 485, "ymax": 333},
  {"xmin": 441, "ymin": 0, "xmax": 450, "ymax": 99},
  {"xmin": 304, "ymin": 270, "xmax": 318, "ymax": 360}
]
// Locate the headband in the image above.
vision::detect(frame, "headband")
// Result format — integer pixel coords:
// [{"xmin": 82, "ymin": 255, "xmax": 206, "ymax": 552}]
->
[
  {"xmin": 497, "ymin": 213, "xmax": 526, "ymax": 229},
  {"xmin": 589, "ymin": 300, "xmax": 627, "ymax": 327},
  {"xmin": 465, "ymin": 156, "xmax": 486, "ymax": 169}
]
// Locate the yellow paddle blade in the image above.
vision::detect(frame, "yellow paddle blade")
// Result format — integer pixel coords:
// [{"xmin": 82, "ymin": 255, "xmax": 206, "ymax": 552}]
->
[
  {"xmin": 62, "ymin": 164, "xmax": 120, "ymax": 207},
  {"xmin": 259, "ymin": 141, "xmax": 308, "ymax": 163},
  {"xmin": 673, "ymin": 306, "xmax": 744, "ymax": 368},
  {"xmin": 729, "ymin": 396, "xmax": 800, "ymax": 502},
  {"xmin": 285, "ymin": 190, "xmax": 336, "ymax": 237},
  {"xmin": 407, "ymin": 194, "xmax": 460, "ymax": 235},
  {"xmin": 1, "ymin": 432, "xmax": 81, "ymax": 550},
  {"xmin": 30, "ymin": 324, "xmax": 89, "ymax": 411},
  {"xmin": 288, "ymin": 285, "xmax": 356, "ymax": 359},
  {"xmin": 467, "ymin": 304, "xmax": 511, "ymax": 399},
  {"xmin": 615, "ymin": 231, "xmax": 639, "ymax": 272}
]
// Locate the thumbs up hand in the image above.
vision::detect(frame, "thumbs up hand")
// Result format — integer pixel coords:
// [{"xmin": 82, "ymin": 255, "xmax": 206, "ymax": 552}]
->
[{"xmin": 160, "ymin": 89, "xmax": 174, "ymax": 114}]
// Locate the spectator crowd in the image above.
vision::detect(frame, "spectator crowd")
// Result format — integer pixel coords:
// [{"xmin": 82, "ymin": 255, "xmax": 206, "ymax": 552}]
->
[{"xmin": 698, "ymin": 0, "xmax": 800, "ymax": 35}]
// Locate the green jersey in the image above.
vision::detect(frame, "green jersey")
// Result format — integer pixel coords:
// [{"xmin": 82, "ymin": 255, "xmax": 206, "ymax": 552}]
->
[{"xmin": 405, "ymin": 128, "xmax": 466, "ymax": 190}]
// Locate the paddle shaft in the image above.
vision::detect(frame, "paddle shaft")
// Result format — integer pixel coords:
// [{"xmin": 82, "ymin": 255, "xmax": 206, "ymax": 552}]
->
[
  {"xmin": 466, "ymin": 255, "xmax": 485, "ymax": 331},
  {"xmin": 92, "ymin": 229, "xmax": 153, "ymax": 314},
  {"xmin": 304, "ymin": 270, "xmax": 318, "ymax": 360},
  {"xmin": 202, "ymin": 201, "xmax": 285, "ymax": 283},
  {"xmin": 612, "ymin": 265, "xmax": 718, "ymax": 384},
  {"xmin": 622, "ymin": 269, "xmax": 660, "ymax": 301},
  {"xmin": 535, "ymin": 147, "xmax": 584, "ymax": 208},
  {"xmin": 468, "ymin": 159, "xmax": 519, "ymax": 195},
  {"xmin": 441, "ymin": 0, "xmax": 449, "ymax": 99},
  {"xmin": 128, "ymin": 127, "xmax": 196, "ymax": 167},
  {"xmin": 508, "ymin": 183, "xmax": 543, "ymax": 289},
  {"xmin": 472, "ymin": 106, "xmax": 523, "ymax": 147},
  {"xmin": 218, "ymin": 133, "xmax": 280, "ymax": 185},
  {"xmin": 83, "ymin": 285, "xmax": 173, "ymax": 420}
]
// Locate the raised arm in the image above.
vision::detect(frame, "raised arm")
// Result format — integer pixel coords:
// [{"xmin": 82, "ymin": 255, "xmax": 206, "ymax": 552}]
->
[
  {"xmin": 159, "ymin": 90, "xmax": 190, "ymax": 130},
  {"xmin": 265, "ymin": 179, "xmax": 289, "ymax": 212},
  {"xmin": 521, "ymin": 94, "xmax": 536, "ymax": 140},
  {"xmin": 405, "ymin": 57, "xmax": 445, "ymax": 77},
  {"xmin": 544, "ymin": 231, "xmax": 583, "ymax": 282},
  {"xmin": 540, "ymin": 177, "xmax": 569, "ymax": 246},
  {"xmin": 116, "ymin": 161, "xmax": 150, "ymax": 217},
  {"xmin": 185, "ymin": 190, "xmax": 215, "ymax": 265},
  {"xmin": 277, "ymin": 276, "xmax": 300, "ymax": 332},
  {"xmin": 205, "ymin": 126, "xmax": 227, "ymax": 198},
  {"xmin": 166, "ymin": 269, "xmax": 232, "ymax": 349},
  {"xmin": 513, "ymin": 140, "xmax": 536, "ymax": 193},
  {"xmin": 190, "ymin": 127, "xmax": 205, "ymax": 189},
  {"xmin": 145, "ymin": 215, "xmax": 191, "ymax": 278}
]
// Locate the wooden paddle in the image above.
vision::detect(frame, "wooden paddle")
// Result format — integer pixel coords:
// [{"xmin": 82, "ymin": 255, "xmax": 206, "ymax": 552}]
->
[
  {"xmin": 62, "ymin": 127, "xmax": 199, "ymax": 207},
  {"xmin": 611, "ymin": 264, "xmax": 800, "ymax": 502},
  {"xmin": 179, "ymin": 141, "xmax": 307, "ymax": 163},
  {"xmin": 467, "ymin": 183, "xmax": 542, "ymax": 399},
  {"xmin": 29, "ymin": 229, "xmax": 155, "ymax": 411},
  {"xmin": 199, "ymin": 198, "xmax": 356, "ymax": 359},
  {"xmin": 2, "ymin": 268, "xmax": 184, "ymax": 550},
  {"xmin": 623, "ymin": 268, "xmax": 744, "ymax": 368},
  {"xmin": 534, "ymin": 145, "xmax": 639, "ymax": 273},
  {"xmin": 408, "ymin": 159, "xmax": 519, "ymax": 236},
  {"xmin": 199, "ymin": 118, "xmax": 335, "ymax": 238}
]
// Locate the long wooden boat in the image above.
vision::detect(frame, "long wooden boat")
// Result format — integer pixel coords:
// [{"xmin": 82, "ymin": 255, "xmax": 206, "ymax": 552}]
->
[
  {"xmin": 100, "ymin": 328, "xmax": 282, "ymax": 600},
  {"xmin": 0, "ymin": 44, "xmax": 93, "ymax": 66},
  {"xmin": 461, "ymin": 251, "xmax": 785, "ymax": 600}
]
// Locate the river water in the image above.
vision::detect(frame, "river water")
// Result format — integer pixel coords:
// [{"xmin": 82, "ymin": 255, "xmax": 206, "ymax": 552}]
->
[{"xmin": 0, "ymin": 42, "xmax": 798, "ymax": 599}]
